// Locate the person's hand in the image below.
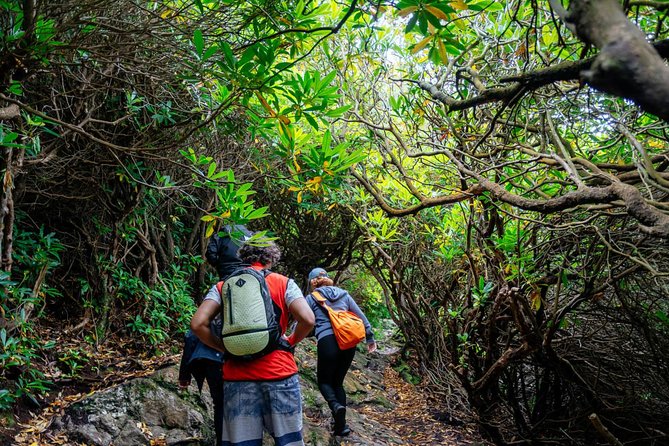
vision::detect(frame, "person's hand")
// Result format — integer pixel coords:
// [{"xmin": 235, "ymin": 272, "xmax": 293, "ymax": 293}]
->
[
  {"xmin": 284, "ymin": 334, "xmax": 296, "ymax": 346},
  {"xmin": 367, "ymin": 341, "xmax": 377, "ymax": 354},
  {"xmin": 178, "ymin": 380, "xmax": 191, "ymax": 390},
  {"xmin": 280, "ymin": 335, "xmax": 296, "ymax": 353}
]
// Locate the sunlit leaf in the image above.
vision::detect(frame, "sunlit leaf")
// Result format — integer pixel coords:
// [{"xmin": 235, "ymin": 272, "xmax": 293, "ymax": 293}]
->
[
  {"xmin": 411, "ymin": 35, "xmax": 433, "ymax": 54},
  {"xmin": 398, "ymin": 6, "xmax": 418, "ymax": 17},
  {"xmin": 425, "ymin": 6, "xmax": 448, "ymax": 21},
  {"xmin": 450, "ymin": 0, "xmax": 468, "ymax": 10}
]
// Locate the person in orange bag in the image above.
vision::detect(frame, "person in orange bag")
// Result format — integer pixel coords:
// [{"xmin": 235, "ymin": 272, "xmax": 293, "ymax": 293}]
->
[{"xmin": 306, "ymin": 267, "xmax": 377, "ymax": 437}]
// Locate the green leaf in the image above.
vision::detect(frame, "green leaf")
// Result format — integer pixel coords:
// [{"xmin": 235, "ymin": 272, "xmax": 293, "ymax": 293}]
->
[
  {"xmin": 203, "ymin": 45, "xmax": 218, "ymax": 61},
  {"xmin": 1, "ymin": 132, "xmax": 18, "ymax": 143},
  {"xmin": 324, "ymin": 104, "xmax": 352, "ymax": 118},
  {"xmin": 320, "ymin": 71, "xmax": 337, "ymax": 89},
  {"xmin": 418, "ymin": 14, "xmax": 428, "ymax": 35},
  {"xmin": 7, "ymin": 81, "xmax": 22, "ymax": 95},
  {"xmin": 220, "ymin": 41, "xmax": 236, "ymax": 69},
  {"xmin": 235, "ymin": 182, "xmax": 254, "ymax": 196},
  {"xmin": 322, "ymin": 130, "xmax": 332, "ymax": 152},
  {"xmin": 245, "ymin": 206, "xmax": 269, "ymax": 220},
  {"xmin": 406, "ymin": 13, "xmax": 419, "ymax": 33},
  {"xmin": 207, "ymin": 162, "xmax": 217, "ymax": 178},
  {"xmin": 304, "ymin": 113, "xmax": 319, "ymax": 129},
  {"xmin": 193, "ymin": 29, "xmax": 204, "ymax": 57},
  {"xmin": 469, "ymin": 0, "xmax": 503, "ymax": 12}
]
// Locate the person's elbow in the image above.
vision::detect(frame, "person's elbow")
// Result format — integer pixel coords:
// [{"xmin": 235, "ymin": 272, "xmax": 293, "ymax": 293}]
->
[
  {"xmin": 190, "ymin": 313, "xmax": 207, "ymax": 337},
  {"xmin": 301, "ymin": 308, "xmax": 316, "ymax": 329},
  {"xmin": 302, "ymin": 310, "xmax": 315, "ymax": 328},
  {"xmin": 293, "ymin": 302, "xmax": 315, "ymax": 328},
  {"xmin": 190, "ymin": 300, "xmax": 219, "ymax": 337}
]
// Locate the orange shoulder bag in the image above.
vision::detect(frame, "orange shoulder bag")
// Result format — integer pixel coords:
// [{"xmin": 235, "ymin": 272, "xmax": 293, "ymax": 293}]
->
[{"xmin": 312, "ymin": 291, "xmax": 366, "ymax": 350}]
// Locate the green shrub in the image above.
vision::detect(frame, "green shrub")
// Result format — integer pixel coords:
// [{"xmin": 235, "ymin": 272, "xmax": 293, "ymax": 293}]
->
[
  {"xmin": 340, "ymin": 268, "xmax": 391, "ymax": 329},
  {"xmin": 123, "ymin": 255, "xmax": 199, "ymax": 345},
  {"xmin": 0, "ymin": 224, "xmax": 63, "ymax": 409}
]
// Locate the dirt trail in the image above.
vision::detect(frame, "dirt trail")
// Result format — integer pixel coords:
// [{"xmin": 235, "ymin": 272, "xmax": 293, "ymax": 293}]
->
[
  {"xmin": 357, "ymin": 365, "xmax": 488, "ymax": 446},
  {"xmin": 300, "ymin": 340, "xmax": 490, "ymax": 446}
]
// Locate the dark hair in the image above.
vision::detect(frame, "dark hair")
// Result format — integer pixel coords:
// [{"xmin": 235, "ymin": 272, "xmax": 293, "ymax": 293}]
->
[{"xmin": 238, "ymin": 241, "xmax": 281, "ymax": 266}]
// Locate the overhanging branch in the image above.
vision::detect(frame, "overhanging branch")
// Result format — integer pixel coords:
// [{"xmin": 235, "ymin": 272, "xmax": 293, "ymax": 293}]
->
[
  {"xmin": 412, "ymin": 38, "xmax": 669, "ymax": 114},
  {"xmin": 560, "ymin": 0, "xmax": 669, "ymax": 122}
]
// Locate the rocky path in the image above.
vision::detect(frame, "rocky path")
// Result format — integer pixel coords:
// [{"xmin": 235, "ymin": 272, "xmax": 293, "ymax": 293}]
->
[
  {"xmin": 358, "ymin": 366, "xmax": 486, "ymax": 445},
  {"xmin": 299, "ymin": 341, "xmax": 489, "ymax": 446},
  {"xmin": 9, "ymin": 338, "xmax": 490, "ymax": 446}
]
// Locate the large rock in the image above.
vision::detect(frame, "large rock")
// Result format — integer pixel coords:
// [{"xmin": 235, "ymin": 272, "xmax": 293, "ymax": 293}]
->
[{"xmin": 51, "ymin": 366, "xmax": 215, "ymax": 445}]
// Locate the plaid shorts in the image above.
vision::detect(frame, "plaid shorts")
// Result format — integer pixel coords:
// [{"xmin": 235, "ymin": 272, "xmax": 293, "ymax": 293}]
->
[{"xmin": 221, "ymin": 375, "xmax": 304, "ymax": 446}]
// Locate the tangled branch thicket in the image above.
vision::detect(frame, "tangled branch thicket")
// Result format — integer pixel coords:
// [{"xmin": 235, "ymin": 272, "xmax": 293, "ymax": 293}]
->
[
  {"xmin": 1, "ymin": 0, "xmax": 266, "ymax": 333},
  {"xmin": 334, "ymin": 2, "xmax": 669, "ymax": 443},
  {"xmin": 369, "ymin": 214, "xmax": 669, "ymax": 444},
  {"xmin": 3, "ymin": 1, "xmax": 669, "ymax": 444}
]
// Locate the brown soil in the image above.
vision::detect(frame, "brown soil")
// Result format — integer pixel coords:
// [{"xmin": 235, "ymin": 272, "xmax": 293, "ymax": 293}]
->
[{"xmin": 358, "ymin": 366, "xmax": 490, "ymax": 446}]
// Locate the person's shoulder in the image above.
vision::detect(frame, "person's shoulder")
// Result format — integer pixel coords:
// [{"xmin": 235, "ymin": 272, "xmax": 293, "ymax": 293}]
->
[
  {"xmin": 265, "ymin": 269, "xmax": 289, "ymax": 279},
  {"xmin": 334, "ymin": 286, "xmax": 354, "ymax": 301},
  {"xmin": 265, "ymin": 270, "xmax": 290, "ymax": 286},
  {"xmin": 323, "ymin": 285, "xmax": 348, "ymax": 295}
]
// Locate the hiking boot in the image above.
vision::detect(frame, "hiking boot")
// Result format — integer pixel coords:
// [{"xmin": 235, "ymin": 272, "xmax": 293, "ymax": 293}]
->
[
  {"xmin": 332, "ymin": 404, "xmax": 347, "ymax": 434},
  {"xmin": 334, "ymin": 424, "xmax": 351, "ymax": 437}
]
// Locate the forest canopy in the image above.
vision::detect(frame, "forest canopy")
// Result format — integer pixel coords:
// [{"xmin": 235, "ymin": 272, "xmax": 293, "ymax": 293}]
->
[{"xmin": 2, "ymin": 0, "xmax": 669, "ymax": 444}]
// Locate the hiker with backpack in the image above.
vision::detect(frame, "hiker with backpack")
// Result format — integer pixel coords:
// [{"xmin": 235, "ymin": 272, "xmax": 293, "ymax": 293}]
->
[
  {"xmin": 177, "ymin": 224, "xmax": 250, "ymax": 446},
  {"xmin": 306, "ymin": 267, "xmax": 377, "ymax": 437},
  {"xmin": 190, "ymin": 240, "xmax": 315, "ymax": 446}
]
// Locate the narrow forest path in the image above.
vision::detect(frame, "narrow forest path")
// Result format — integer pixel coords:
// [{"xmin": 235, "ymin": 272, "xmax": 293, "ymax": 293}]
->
[
  {"xmin": 298, "ymin": 336, "xmax": 491, "ymax": 446},
  {"xmin": 358, "ymin": 366, "xmax": 486, "ymax": 446},
  {"xmin": 6, "ymin": 332, "xmax": 490, "ymax": 446}
]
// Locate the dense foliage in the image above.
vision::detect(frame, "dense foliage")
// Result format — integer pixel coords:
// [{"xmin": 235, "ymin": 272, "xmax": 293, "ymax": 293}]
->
[{"xmin": 2, "ymin": 0, "xmax": 669, "ymax": 445}]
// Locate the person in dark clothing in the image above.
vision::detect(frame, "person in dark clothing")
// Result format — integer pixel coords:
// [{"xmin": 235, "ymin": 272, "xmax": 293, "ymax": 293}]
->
[
  {"xmin": 305, "ymin": 267, "xmax": 377, "ymax": 437},
  {"xmin": 178, "ymin": 319, "xmax": 224, "ymax": 446},
  {"xmin": 205, "ymin": 225, "xmax": 251, "ymax": 279},
  {"xmin": 177, "ymin": 225, "xmax": 250, "ymax": 445}
]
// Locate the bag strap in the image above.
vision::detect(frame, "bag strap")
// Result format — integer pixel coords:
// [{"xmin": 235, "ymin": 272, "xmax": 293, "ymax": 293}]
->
[{"xmin": 312, "ymin": 291, "xmax": 333, "ymax": 315}]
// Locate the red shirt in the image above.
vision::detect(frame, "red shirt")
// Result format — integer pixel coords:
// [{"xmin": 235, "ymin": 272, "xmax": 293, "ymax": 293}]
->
[{"xmin": 222, "ymin": 264, "xmax": 298, "ymax": 381}]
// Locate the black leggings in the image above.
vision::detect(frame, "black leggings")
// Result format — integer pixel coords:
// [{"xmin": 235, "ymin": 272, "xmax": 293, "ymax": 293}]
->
[{"xmin": 317, "ymin": 334, "xmax": 356, "ymax": 411}]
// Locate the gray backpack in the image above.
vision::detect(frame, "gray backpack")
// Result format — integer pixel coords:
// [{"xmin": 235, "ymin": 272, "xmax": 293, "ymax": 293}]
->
[{"xmin": 216, "ymin": 267, "xmax": 282, "ymax": 360}]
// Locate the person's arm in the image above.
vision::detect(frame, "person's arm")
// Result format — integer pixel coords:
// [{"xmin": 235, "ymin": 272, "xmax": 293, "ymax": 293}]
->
[
  {"xmin": 283, "ymin": 279, "xmax": 315, "ymax": 346},
  {"xmin": 286, "ymin": 297, "xmax": 315, "ymax": 346},
  {"xmin": 191, "ymin": 299, "xmax": 226, "ymax": 353}
]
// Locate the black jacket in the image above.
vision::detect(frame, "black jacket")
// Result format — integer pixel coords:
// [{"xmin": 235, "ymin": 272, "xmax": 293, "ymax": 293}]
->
[{"xmin": 178, "ymin": 320, "xmax": 224, "ymax": 391}]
